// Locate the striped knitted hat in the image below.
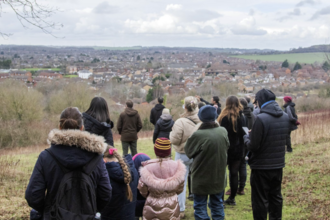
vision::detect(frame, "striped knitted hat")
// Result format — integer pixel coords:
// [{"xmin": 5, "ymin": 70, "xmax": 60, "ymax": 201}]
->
[{"xmin": 154, "ymin": 138, "xmax": 171, "ymax": 157}]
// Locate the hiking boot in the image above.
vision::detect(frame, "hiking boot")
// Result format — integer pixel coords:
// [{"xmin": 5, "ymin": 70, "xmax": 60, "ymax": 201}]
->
[
  {"xmin": 225, "ymin": 189, "xmax": 231, "ymax": 195},
  {"xmin": 187, "ymin": 194, "xmax": 194, "ymax": 201},
  {"xmin": 180, "ymin": 212, "xmax": 185, "ymax": 219},
  {"xmin": 237, "ymin": 189, "xmax": 245, "ymax": 195},
  {"xmin": 224, "ymin": 198, "xmax": 236, "ymax": 206}
]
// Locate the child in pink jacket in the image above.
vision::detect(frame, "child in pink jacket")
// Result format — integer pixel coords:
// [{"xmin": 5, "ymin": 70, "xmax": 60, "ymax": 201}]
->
[{"xmin": 138, "ymin": 138, "xmax": 186, "ymax": 220}]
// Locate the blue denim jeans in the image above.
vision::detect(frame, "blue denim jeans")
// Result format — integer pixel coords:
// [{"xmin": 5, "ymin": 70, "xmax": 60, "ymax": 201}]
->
[
  {"xmin": 175, "ymin": 152, "xmax": 193, "ymax": 212},
  {"xmin": 194, "ymin": 192, "xmax": 225, "ymax": 220}
]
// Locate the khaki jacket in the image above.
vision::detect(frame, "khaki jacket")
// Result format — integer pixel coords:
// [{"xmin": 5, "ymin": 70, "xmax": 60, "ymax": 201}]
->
[{"xmin": 170, "ymin": 110, "xmax": 201, "ymax": 154}]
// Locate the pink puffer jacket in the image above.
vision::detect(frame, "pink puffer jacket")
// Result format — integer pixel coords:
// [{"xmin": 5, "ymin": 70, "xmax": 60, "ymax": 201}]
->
[{"xmin": 138, "ymin": 158, "xmax": 186, "ymax": 220}]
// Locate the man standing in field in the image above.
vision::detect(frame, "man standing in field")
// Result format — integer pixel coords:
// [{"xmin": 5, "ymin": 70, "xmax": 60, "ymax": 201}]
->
[
  {"xmin": 117, "ymin": 100, "xmax": 143, "ymax": 156},
  {"xmin": 244, "ymin": 89, "xmax": 290, "ymax": 220},
  {"xmin": 150, "ymin": 97, "xmax": 165, "ymax": 126}
]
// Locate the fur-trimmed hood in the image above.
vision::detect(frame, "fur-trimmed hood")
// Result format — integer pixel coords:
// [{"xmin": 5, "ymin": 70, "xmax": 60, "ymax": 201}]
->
[
  {"xmin": 139, "ymin": 158, "xmax": 186, "ymax": 192},
  {"xmin": 47, "ymin": 129, "xmax": 108, "ymax": 155}
]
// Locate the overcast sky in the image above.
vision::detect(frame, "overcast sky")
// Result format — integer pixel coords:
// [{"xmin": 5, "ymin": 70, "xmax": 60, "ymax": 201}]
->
[{"xmin": 1, "ymin": 0, "xmax": 330, "ymax": 50}]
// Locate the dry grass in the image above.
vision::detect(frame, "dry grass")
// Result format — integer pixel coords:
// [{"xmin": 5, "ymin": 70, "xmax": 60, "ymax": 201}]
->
[
  {"xmin": 292, "ymin": 109, "xmax": 330, "ymax": 145},
  {"xmin": 1, "ymin": 109, "xmax": 330, "ymax": 219},
  {"xmin": 0, "ymin": 155, "xmax": 33, "ymax": 219}
]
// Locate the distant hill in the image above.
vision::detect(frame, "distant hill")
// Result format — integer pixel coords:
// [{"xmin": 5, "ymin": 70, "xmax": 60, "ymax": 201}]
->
[
  {"xmin": 290, "ymin": 44, "xmax": 330, "ymax": 53},
  {"xmin": 0, "ymin": 44, "xmax": 277, "ymax": 53}
]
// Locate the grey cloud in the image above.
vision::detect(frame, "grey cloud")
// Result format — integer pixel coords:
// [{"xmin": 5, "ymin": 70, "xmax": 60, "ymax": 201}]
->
[
  {"xmin": 310, "ymin": 6, "xmax": 330, "ymax": 20},
  {"xmin": 167, "ymin": 9, "xmax": 221, "ymax": 22},
  {"xmin": 199, "ymin": 26, "xmax": 216, "ymax": 34},
  {"xmin": 231, "ymin": 26, "xmax": 267, "ymax": 36},
  {"xmin": 288, "ymin": 8, "xmax": 301, "ymax": 16},
  {"xmin": 93, "ymin": 2, "xmax": 119, "ymax": 14},
  {"xmin": 249, "ymin": 9, "xmax": 255, "ymax": 16},
  {"xmin": 296, "ymin": 0, "xmax": 317, "ymax": 7},
  {"xmin": 278, "ymin": 8, "xmax": 301, "ymax": 22}
]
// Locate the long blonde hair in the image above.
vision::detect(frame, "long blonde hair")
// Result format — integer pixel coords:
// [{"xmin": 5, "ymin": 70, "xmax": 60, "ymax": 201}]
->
[
  {"xmin": 217, "ymin": 96, "xmax": 243, "ymax": 132},
  {"xmin": 104, "ymin": 147, "xmax": 133, "ymax": 202}
]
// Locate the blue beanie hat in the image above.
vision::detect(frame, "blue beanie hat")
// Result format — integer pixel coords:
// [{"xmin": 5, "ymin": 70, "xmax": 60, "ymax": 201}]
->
[{"xmin": 198, "ymin": 105, "xmax": 217, "ymax": 123}]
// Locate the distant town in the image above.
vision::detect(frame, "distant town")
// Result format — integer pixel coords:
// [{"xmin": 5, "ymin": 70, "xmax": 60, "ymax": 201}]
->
[{"xmin": 1, "ymin": 45, "xmax": 329, "ymax": 103}]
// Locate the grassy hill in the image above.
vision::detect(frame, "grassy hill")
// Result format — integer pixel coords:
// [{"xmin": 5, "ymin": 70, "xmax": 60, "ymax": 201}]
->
[
  {"xmin": 231, "ymin": 53, "xmax": 327, "ymax": 64},
  {"xmin": 1, "ymin": 109, "xmax": 330, "ymax": 219},
  {"xmin": 1, "ymin": 139, "xmax": 330, "ymax": 219}
]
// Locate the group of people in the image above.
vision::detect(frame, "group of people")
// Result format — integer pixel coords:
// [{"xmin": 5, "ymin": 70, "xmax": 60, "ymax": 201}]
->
[{"xmin": 25, "ymin": 89, "xmax": 298, "ymax": 220}]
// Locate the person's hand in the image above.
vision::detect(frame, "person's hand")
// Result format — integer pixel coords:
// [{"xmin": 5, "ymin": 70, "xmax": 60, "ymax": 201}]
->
[{"xmin": 195, "ymin": 96, "xmax": 200, "ymax": 101}]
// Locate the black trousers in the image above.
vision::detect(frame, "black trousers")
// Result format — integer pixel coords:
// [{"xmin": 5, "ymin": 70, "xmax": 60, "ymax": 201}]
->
[
  {"xmin": 250, "ymin": 169, "xmax": 283, "ymax": 220},
  {"xmin": 228, "ymin": 157, "xmax": 247, "ymax": 191},
  {"xmin": 239, "ymin": 157, "xmax": 247, "ymax": 191},
  {"xmin": 188, "ymin": 173, "xmax": 192, "ymax": 195},
  {"xmin": 286, "ymin": 131, "xmax": 292, "ymax": 152},
  {"xmin": 228, "ymin": 160, "xmax": 241, "ymax": 199}
]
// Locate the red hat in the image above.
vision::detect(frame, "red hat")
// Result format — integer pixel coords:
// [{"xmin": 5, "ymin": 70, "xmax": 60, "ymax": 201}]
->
[
  {"xmin": 283, "ymin": 96, "xmax": 292, "ymax": 103},
  {"xmin": 154, "ymin": 138, "xmax": 171, "ymax": 157}
]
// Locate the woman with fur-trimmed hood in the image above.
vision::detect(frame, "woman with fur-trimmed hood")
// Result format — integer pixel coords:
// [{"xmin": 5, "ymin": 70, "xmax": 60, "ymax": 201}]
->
[
  {"xmin": 25, "ymin": 107, "xmax": 112, "ymax": 219},
  {"xmin": 138, "ymin": 138, "xmax": 186, "ymax": 220}
]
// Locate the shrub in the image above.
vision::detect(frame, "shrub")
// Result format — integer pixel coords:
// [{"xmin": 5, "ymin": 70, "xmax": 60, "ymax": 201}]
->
[{"xmin": 48, "ymin": 82, "xmax": 94, "ymax": 114}]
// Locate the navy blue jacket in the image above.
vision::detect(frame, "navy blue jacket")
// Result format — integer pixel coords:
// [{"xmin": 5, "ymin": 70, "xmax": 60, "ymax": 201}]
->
[
  {"xmin": 25, "ymin": 129, "xmax": 112, "ymax": 219},
  {"xmin": 132, "ymin": 153, "xmax": 151, "ymax": 217},
  {"xmin": 101, "ymin": 154, "xmax": 138, "ymax": 220},
  {"xmin": 244, "ymin": 89, "xmax": 290, "ymax": 170},
  {"xmin": 83, "ymin": 112, "xmax": 114, "ymax": 146}
]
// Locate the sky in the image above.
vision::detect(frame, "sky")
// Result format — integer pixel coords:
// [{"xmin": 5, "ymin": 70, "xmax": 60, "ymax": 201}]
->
[{"xmin": 0, "ymin": 0, "xmax": 330, "ymax": 50}]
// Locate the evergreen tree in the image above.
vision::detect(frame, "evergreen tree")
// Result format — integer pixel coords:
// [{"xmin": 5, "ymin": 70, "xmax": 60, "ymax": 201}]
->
[
  {"xmin": 322, "ymin": 61, "xmax": 330, "ymax": 72},
  {"xmin": 293, "ymin": 62, "xmax": 302, "ymax": 71},
  {"xmin": 137, "ymin": 55, "xmax": 140, "ymax": 61},
  {"xmin": 146, "ymin": 88, "xmax": 153, "ymax": 103},
  {"xmin": 282, "ymin": 59, "xmax": 289, "ymax": 68},
  {"xmin": 0, "ymin": 59, "xmax": 11, "ymax": 69}
]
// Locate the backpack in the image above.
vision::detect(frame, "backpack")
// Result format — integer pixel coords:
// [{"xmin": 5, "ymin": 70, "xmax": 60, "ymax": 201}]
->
[{"xmin": 45, "ymin": 149, "xmax": 102, "ymax": 220}]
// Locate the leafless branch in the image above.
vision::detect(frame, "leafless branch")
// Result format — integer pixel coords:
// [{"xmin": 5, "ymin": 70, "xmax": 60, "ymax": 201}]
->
[{"xmin": 0, "ymin": 0, "xmax": 63, "ymax": 38}]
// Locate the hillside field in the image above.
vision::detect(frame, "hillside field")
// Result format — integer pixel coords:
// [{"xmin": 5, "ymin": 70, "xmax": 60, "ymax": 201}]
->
[
  {"xmin": 231, "ymin": 52, "xmax": 327, "ymax": 64},
  {"xmin": 1, "ymin": 110, "xmax": 330, "ymax": 219},
  {"xmin": 64, "ymin": 74, "xmax": 78, "ymax": 78},
  {"xmin": 20, "ymin": 68, "xmax": 61, "ymax": 71}
]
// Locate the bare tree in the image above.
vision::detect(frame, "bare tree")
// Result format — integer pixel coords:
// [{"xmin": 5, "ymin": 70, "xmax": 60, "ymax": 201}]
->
[{"xmin": 0, "ymin": 0, "xmax": 62, "ymax": 37}]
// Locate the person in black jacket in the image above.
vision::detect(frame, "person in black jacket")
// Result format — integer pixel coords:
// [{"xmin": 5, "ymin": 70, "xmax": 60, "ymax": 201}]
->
[
  {"xmin": 25, "ymin": 107, "xmax": 112, "ymax": 219},
  {"xmin": 218, "ymin": 96, "xmax": 245, "ymax": 205},
  {"xmin": 132, "ymin": 153, "xmax": 151, "ymax": 220},
  {"xmin": 102, "ymin": 147, "xmax": 138, "ymax": 220},
  {"xmin": 244, "ymin": 89, "xmax": 290, "ymax": 220},
  {"xmin": 83, "ymin": 97, "xmax": 114, "ymax": 146},
  {"xmin": 283, "ymin": 96, "xmax": 298, "ymax": 153},
  {"xmin": 150, "ymin": 97, "xmax": 165, "ymax": 126},
  {"xmin": 153, "ymin": 108, "xmax": 174, "ymax": 143},
  {"xmin": 245, "ymin": 96, "xmax": 254, "ymax": 112},
  {"xmin": 197, "ymin": 95, "xmax": 221, "ymax": 115},
  {"xmin": 240, "ymin": 98, "xmax": 256, "ymax": 130}
]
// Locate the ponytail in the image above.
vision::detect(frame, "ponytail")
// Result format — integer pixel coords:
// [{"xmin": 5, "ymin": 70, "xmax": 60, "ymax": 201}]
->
[
  {"xmin": 104, "ymin": 148, "xmax": 133, "ymax": 202},
  {"xmin": 59, "ymin": 107, "xmax": 83, "ymax": 130}
]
